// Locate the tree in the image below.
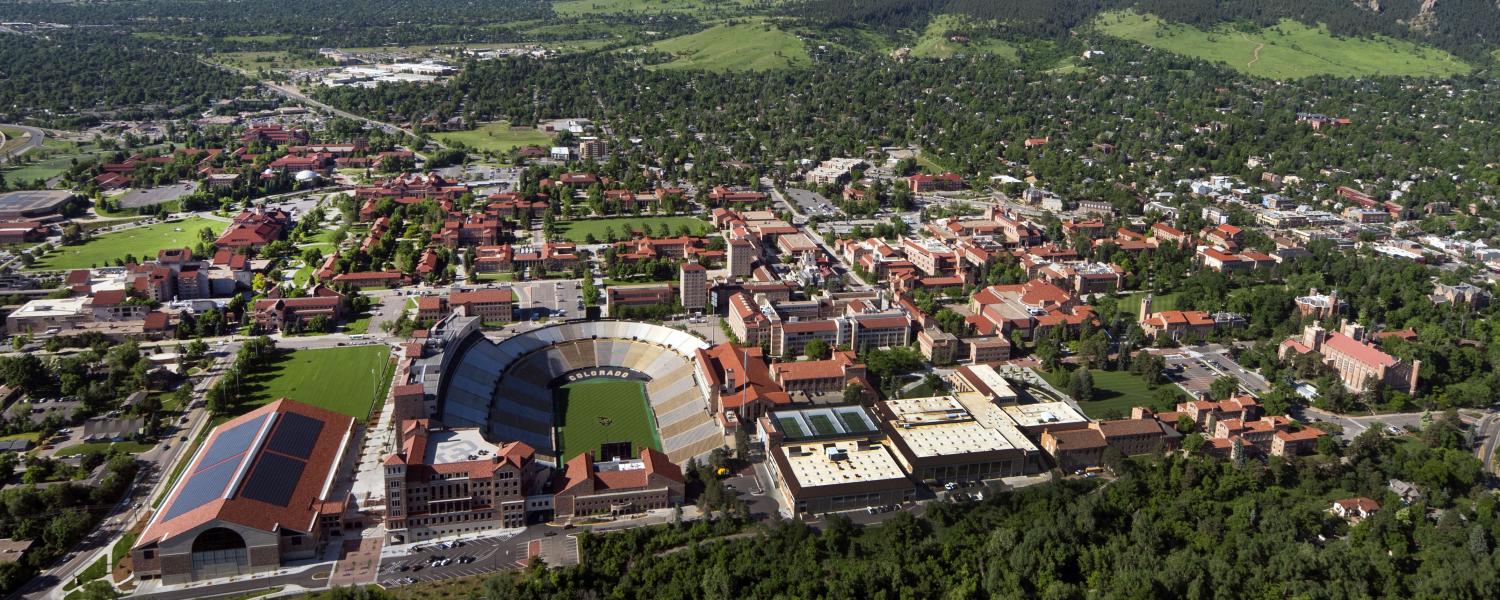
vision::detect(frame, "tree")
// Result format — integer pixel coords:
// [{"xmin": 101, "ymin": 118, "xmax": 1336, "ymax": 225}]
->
[
  {"xmin": 1067, "ymin": 368, "xmax": 1094, "ymax": 403},
  {"xmin": 804, "ymin": 338, "xmax": 830, "ymax": 360},
  {"xmin": 842, "ymin": 383, "xmax": 864, "ymax": 403},
  {"xmin": 1210, "ymin": 376, "xmax": 1240, "ymax": 400}
]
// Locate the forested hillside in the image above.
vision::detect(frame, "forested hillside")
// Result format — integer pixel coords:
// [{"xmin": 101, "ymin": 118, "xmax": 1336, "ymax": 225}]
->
[{"xmin": 787, "ymin": 0, "xmax": 1500, "ymax": 61}]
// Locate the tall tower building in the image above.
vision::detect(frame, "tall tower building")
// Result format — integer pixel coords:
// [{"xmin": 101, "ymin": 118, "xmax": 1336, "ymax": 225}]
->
[
  {"xmin": 680, "ymin": 261, "xmax": 707, "ymax": 313},
  {"xmin": 727, "ymin": 238, "xmax": 754, "ymax": 278}
]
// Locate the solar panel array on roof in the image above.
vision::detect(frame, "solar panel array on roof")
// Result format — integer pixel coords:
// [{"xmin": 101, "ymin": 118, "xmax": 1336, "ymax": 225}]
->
[
  {"xmin": 239, "ymin": 452, "xmax": 306, "ymax": 508},
  {"xmin": 265, "ymin": 412, "xmax": 324, "ymax": 459},
  {"xmin": 161, "ymin": 459, "xmax": 238, "ymax": 521},
  {"xmin": 196, "ymin": 414, "xmax": 270, "ymax": 472}
]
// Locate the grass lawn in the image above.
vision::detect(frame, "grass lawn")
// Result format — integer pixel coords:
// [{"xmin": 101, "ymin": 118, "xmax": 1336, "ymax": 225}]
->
[
  {"xmin": 914, "ymin": 150, "xmax": 959, "ymax": 175},
  {"xmin": 208, "ymin": 50, "xmax": 328, "ymax": 74},
  {"xmin": 343, "ymin": 311, "xmax": 373, "ymax": 334},
  {"xmin": 557, "ymin": 216, "xmax": 711, "ymax": 243},
  {"xmin": 648, "ymin": 21, "xmax": 809, "ymax": 71},
  {"xmin": 0, "ymin": 432, "xmax": 40, "ymax": 442},
  {"xmin": 1040, "ymin": 367, "xmax": 1187, "ymax": 419},
  {"xmin": 241, "ymin": 346, "xmax": 393, "ymax": 419},
  {"xmin": 910, "ymin": 14, "xmax": 1019, "ymax": 61},
  {"xmin": 0, "ymin": 126, "xmax": 27, "ymax": 155},
  {"xmin": 555, "ymin": 379, "xmax": 661, "ymax": 462},
  {"xmin": 0, "ymin": 139, "xmax": 113, "ymax": 185},
  {"xmin": 112, "ymin": 531, "xmax": 139, "ymax": 568},
  {"xmin": 437, "ymin": 122, "xmax": 552, "ymax": 154},
  {"xmin": 31, "ymin": 217, "xmax": 225, "ymax": 271},
  {"xmin": 54, "ymin": 441, "xmax": 155, "ymax": 457},
  {"xmin": 899, "ymin": 382, "xmax": 937, "ymax": 399},
  {"xmin": 1095, "ymin": 11, "xmax": 1470, "ymax": 79},
  {"xmin": 66, "ymin": 556, "xmax": 106, "ymax": 590},
  {"xmin": 471, "ymin": 272, "xmax": 515, "ymax": 283},
  {"xmin": 1118, "ymin": 291, "xmax": 1185, "ymax": 316}
]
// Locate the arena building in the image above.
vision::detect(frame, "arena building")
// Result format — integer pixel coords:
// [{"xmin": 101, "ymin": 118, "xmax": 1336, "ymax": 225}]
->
[{"xmin": 131, "ymin": 400, "xmax": 356, "ymax": 584}]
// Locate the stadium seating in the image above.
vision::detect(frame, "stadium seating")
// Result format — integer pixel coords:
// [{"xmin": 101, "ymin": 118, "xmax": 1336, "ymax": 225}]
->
[{"xmin": 441, "ymin": 321, "xmax": 722, "ymax": 464}]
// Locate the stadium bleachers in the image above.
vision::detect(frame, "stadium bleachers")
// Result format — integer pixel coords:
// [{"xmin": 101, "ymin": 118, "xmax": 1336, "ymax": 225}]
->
[{"xmin": 441, "ymin": 321, "xmax": 722, "ymax": 464}]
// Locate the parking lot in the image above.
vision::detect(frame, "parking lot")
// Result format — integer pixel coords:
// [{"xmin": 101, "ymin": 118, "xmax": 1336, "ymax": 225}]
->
[
  {"xmin": 511, "ymin": 279, "xmax": 584, "ymax": 320},
  {"xmin": 115, "ymin": 182, "xmax": 198, "ymax": 209},
  {"xmin": 1160, "ymin": 344, "xmax": 1269, "ymax": 398},
  {"xmin": 783, "ymin": 188, "xmax": 833, "ymax": 216},
  {"xmin": 378, "ymin": 536, "xmax": 512, "ymax": 587}
]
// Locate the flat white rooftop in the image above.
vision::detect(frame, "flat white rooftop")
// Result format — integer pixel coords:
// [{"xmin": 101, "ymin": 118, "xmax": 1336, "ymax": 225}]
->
[
  {"xmin": 424, "ymin": 427, "xmax": 493, "ymax": 465},
  {"xmin": 956, "ymin": 364, "xmax": 1019, "ymax": 402},
  {"xmin": 779, "ymin": 439, "xmax": 907, "ymax": 489},
  {"xmin": 883, "ymin": 396, "xmax": 1024, "ymax": 458},
  {"xmin": 10, "ymin": 297, "xmax": 88, "ymax": 318},
  {"xmin": 1002, "ymin": 401, "xmax": 1089, "ymax": 430}
]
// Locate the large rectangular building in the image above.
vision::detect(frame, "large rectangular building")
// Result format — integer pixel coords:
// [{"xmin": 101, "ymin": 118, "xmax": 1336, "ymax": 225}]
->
[
  {"xmin": 131, "ymin": 400, "xmax": 356, "ymax": 585},
  {"xmin": 382, "ymin": 419, "xmax": 543, "ymax": 543},
  {"xmin": 874, "ymin": 396, "xmax": 1039, "ymax": 484},
  {"xmin": 760, "ymin": 406, "xmax": 915, "ymax": 515}
]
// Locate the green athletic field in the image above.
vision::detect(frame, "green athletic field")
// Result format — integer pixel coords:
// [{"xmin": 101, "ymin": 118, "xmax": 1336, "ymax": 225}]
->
[
  {"xmin": 241, "ymin": 346, "xmax": 393, "ymax": 419},
  {"xmin": 555, "ymin": 379, "xmax": 662, "ymax": 462}
]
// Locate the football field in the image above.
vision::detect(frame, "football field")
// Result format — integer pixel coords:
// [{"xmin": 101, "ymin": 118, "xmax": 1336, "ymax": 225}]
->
[{"xmin": 554, "ymin": 379, "xmax": 662, "ymax": 462}]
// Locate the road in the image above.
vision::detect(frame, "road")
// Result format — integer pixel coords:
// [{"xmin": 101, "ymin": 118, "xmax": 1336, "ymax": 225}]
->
[
  {"xmin": 131, "ymin": 565, "xmax": 331, "ymax": 600},
  {"xmin": 0, "ymin": 123, "xmax": 44, "ymax": 164},
  {"xmin": 264, "ymin": 83, "xmax": 419, "ymax": 139},
  {"xmin": 764, "ymin": 180, "xmax": 871, "ymax": 289},
  {"xmin": 1474, "ymin": 412, "xmax": 1500, "ymax": 476},
  {"xmin": 1294, "ymin": 407, "xmax": 1434, "ymax": 442}
]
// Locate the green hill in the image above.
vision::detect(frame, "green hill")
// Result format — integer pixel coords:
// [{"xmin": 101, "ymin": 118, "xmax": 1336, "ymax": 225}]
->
[
  {"xmin": 1095, "ymin": 11, "xmax": 1471, "ymax": 79},
  {"xmin": 648, "ymin": 21, "xmax": 810, "ymax": 71},
  {"xmin": 909, "ymin": 14, "xmax": 1018, "ymax": 61}
]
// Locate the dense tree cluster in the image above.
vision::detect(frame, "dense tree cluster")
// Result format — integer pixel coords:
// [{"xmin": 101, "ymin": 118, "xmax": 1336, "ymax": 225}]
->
[
  {"xmin": 315, "ymin": 44, "xmax": 1500, "ymax": 218},
  {"xmin": 0, "ymin": 0, "xmax": 551, "ymax": 49},
  {"xmin": 0, "ymin": 33, "xmax": 250, "ymax": 126}
]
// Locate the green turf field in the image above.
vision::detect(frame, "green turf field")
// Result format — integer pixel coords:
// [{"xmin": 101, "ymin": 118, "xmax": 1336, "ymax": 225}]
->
[
  {"xmin": 555, "ymin": 379, "xmax": 662, "ymax": 462},
  {"xmin": 648, "ymin": 21, "xmax": 810, "ymax": 71},
  {"xmin": 437, "ymin": 122, "xmax": 553, "ymax": 154},
  {"xmin": 30, "ymin": 217, "xmax": 226, "ymax": 271},
  {"xmin": 242, "ymin": 346, "xmax": 393, "ymax": 419},
  {"xmin": 557, "ymin": 216, "xmax": 712, "ymax": 242},
  {"xmin": 1095, "ymin": 11, "xmax": 1470, "ymax": 79}
]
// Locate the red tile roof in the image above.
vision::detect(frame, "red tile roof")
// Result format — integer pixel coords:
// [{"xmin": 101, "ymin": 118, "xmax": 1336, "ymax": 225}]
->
[{"xmin": 135, "ymin": 399, "xmax": 356, "ymax": 549}]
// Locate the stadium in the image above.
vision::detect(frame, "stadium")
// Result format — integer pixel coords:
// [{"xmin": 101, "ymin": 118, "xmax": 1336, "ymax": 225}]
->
[{"xmin": 437, "ymin": 321, "xmax": 723, "ymax": 465}]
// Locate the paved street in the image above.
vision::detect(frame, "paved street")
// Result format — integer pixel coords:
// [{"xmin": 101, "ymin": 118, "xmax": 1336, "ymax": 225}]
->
[
  {"xmin": 14, "ymin": 349, "xmax": 237, "ymax": 600},
  {"xmin": 0, "ymin": 123, "xmax": 45, "ymax": 163},
  {"xmin": 131, "ymin": 565, "xmax": 331, "ymax": 600}
]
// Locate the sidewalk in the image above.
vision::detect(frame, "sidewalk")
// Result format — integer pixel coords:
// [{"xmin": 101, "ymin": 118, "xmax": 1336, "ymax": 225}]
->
[{"xmin": 128, "ymin": 560, "xmax": 331, "ymax": 597}]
